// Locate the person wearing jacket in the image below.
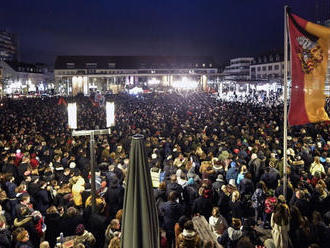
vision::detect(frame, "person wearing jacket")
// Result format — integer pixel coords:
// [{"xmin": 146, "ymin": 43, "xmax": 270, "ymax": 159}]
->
[
  {"xmin": 44, "ymin": 206, "xmax": 62, "ymax": 248},
  {"xmin": 0, "ymin": 215, "xmax": 11, "ymax": 248},
  {"xmin": 310, "ymin": 156, "xmax": 325, "ymax": 176},
  {"xmin": 226, "ymin": 161, "xmax": 239, "ymax": 182},
  {"xmin": 35, "ymin": 181, "xmax": 51, "ymax": 215},
  {"xmin": 15, "ymin": 229, "xmax": 33, "ymax": 248},
  {"xmin": 160, "ymin": 191, "xmax": 184, "ymax": 248},
  {"xmin": 105, "ymin": 176, "xmax": 124, "ymax": 221},
  {"xmin": 218, "ymin": 218, "xmax": 243, "ymax": 248},
  {"xmin": 271, "ymin": 204, "xmax": 290, "ymax": 248},
  {"xmin": 13, "ymin": 206, "xmax": 40, "ymax": 247},
  {"xmin": 251, "ymin": 183, "xmax": 265, "ymax": 224},
  {"xmin": 73, "ymin": 224, "xmax": 96, "ymax": 248},
  {"xmin": 192, "ymin": 186, "xmax": 213, "ymax": 221},
  {"xmin": 176, "ymin": 220, "xmax": 202, "ymax": 248},
  {"xmin": 238, "ymin": 172, "xmax": 254, "ymax": 197},
  {"xmin": 72, "ymin": 176, "xmax": 85, "ymax": 208}
]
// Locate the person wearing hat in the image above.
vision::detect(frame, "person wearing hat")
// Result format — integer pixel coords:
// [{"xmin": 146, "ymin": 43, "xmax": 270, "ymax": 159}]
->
[
  {"xmin": 212, "ymin": 174, "xmax": 226, "ymax": 194},
  {"xmin": 73, "ymin": 224, "xmax": 96, "ymax": 247}
]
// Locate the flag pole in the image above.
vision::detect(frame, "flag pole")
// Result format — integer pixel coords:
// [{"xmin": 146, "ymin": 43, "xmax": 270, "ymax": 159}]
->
[{"xmin": 283, "ymin": 5, "xmax": 289, "ymax": 199}]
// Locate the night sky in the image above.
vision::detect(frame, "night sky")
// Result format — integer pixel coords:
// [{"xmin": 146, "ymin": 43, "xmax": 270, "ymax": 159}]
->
[{"xmin": 0, "ymin": 0, "xmax": 316, "ymax": 66}]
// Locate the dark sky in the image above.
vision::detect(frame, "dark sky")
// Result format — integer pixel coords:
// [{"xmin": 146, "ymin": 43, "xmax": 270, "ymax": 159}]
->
[{"xmin": 0, "ymin": 0, "xmax": 316, "ymax": 66}]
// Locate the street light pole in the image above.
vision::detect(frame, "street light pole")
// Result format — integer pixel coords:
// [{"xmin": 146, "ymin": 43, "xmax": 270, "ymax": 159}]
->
[
  {"xmin": 72, "ymin": 129, "xmax": 112, "ymax": 213},
  {"xmin": 68, "ymin": 102, "xmax": 115, "ymax": 214}
]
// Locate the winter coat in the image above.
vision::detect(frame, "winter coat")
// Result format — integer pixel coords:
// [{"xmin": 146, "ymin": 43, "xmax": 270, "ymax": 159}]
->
[
  {"xmin": 0, "ymin": 228, "xmax": 12, "ymax": 248},
  {"xmin": 310, "ymin": 162, "xmax": 325, "ymax": 176},
  {"xmin": 105, "ymin": 184, "xmax": 124, "ymax": 220},
  {"xmin": 217, "ymin": 191, "xmax": 231, "ymax": 216},
  {"xmin": 61, "ymin": 215, "xmax": 85, "ymax": 237},
  {"xmin": 226, "ymin": 167, "xmax": 239, "ymax": 182},
  {"xmin": 166, "ymin": 182, "xmax": 183, "ymax": 199},
  {"xmin": 218, "ymin": 227, "xmax": 243, "ymax": 248},
  {"xmin": 15, "ymin": 241, "xmax": 33, "ymax": 248},
  {"xmin": 44, "ymin": 213, "xmax": 62, "ymax": 248},
  {"xmin": 249, "ymin": 158, "xmax": 264, "ymax": 181},
  {"xmin": 271, "ymin": 213, "xmax": 289, "ymax": 248},
  {"xmin": 160, "ymin": 201, "xmax": 184, "ymax": 234},
  {"xmin": 86, "ymin": 212, "xmax": 107, "ymax": 248},
  {"xmin": 260, "ymin": 171, "xmax": 279, "ymax": 189},
  {"xmin": 192, "ymin": 196, "xmax": 213, "ymax": 220},
  {"xmin": 183, "ymin": 185, "xmax": 199, "ymax": 209},
  {"xmin": 72, "ymin": 177, "xmax": 85, "ymax": 207},
  {"xmin": 238, "ymin": 178, "xmax": 254, "ymax": 196},
  {"xmin": 229, "ymin": 200, "xmax": 244, "ymax": 219},
  {"xmin": 35, "ymin": 189, "xmax": 50, "ymax": 215},
  {"xmin": 176, "ymin": 229, "xmax": 202, "ymax": 248},
  {"xmin": 236, "ymin": 173, "xmax": 245, "ymax": 185}
]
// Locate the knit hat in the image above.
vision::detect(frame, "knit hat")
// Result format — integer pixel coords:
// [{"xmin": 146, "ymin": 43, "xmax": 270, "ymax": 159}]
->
[
  {"xmin": 69, "ymin": 162, "xmax": 76, "ymax": 169},
  {"xmin": 216, "ymin": 174, "xmax": 224, "ymax": 182},
  {"xmin": 75, "ymin": 224, "xmax": 85, "ymax": 235}
]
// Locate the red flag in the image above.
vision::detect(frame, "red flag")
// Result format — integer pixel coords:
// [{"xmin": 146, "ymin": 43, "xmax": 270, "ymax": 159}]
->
[{"xmin": 287, "ymin": 12, "xmax": 330, "ymax": 126}]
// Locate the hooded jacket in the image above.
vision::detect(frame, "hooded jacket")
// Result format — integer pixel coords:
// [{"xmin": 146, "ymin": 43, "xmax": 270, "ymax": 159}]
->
[
  {"xmin": 74, "ymin": 230, "xmax": 96, "ymax": 248},
  {"xmin": 177, "ymin": 229, "xmax": 202, "ymax": 248}
]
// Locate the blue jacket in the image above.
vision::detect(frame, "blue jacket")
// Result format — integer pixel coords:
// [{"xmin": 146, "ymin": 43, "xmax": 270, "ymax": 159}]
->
[{"xmin": 226, "ymin": 167, "xmax": 238, "ymax": 182}]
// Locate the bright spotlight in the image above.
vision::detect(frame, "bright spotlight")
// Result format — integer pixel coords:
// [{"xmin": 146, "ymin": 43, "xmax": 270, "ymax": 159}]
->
[
  {"xmin": 68, "ymin": 103, "xmax": 77, "ymax": 129},
  {"xmin": 148, "ymin": 78, "xmax": 160, "ymax": 85},
  {"xmin": 172, "ymin": 77, "xmax": 198, "ymax": 90},
  {"xmin": 106, "ymin": 102, "xmax": 115, "ymax": 128}
]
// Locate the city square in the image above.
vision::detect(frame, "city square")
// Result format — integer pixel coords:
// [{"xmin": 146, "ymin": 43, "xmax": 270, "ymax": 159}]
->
[{"xmin": 0, "ymin": 1, "xmax": 330, "ymax": 248}]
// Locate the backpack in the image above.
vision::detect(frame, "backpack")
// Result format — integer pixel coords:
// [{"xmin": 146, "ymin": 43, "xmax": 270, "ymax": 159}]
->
[
  {"xmin": 264, "ymin": 197, "xmax": 277, "ymax": 214},
  {"xmin": 251, "ymin": 189, "xmax": 264, "ymax": 209}
]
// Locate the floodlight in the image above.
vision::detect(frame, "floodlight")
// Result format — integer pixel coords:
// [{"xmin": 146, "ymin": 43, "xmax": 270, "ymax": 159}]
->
[
  {"xmin": 68, "ymin": 103, "xmax": 77, "ymax": 129},
  {"xmin": 106, "ymin": 102, "xmax": 115, "ymax": 127}
]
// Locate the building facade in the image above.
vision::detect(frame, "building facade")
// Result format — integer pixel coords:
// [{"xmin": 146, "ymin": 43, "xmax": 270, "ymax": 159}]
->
[
  {"xmin": 222, "ymin": 57, "xmax": 254, "ymax": 80},
  {"xmin": 0, "ymin": 61, "xmax": 52, "ymax": 95},
  {"xmin": 0, "ymin": 31, "xmax": 17, "ymax": 62},
  {"xmin": 249, "ymin": 53, "xmax": 291, "ymax": 81},
  {"xmin": 54, "ymin": 56, "xmax": 218, "ymax": 95}
]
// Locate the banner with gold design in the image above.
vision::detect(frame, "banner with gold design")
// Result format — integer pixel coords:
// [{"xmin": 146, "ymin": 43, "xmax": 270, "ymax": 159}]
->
[{"xmin": 288, "ymin": 12, "xmax": 330, "ymax": 126}]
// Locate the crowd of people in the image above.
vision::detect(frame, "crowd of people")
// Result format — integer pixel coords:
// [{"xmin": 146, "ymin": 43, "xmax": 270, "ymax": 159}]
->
[{"xmin": 0, "ymin": 91, "xmax": 329, "ymax": 248}]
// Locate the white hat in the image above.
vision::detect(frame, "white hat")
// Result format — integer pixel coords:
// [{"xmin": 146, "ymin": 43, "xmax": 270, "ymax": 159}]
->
[
  {"xmin": 151, "ymin": 153, "xmax": 157, "ymax": 159},
  {"xmin": 16, "ymin": 149, "xmax": 21, "ymax": 154},
  {"xmin": 69, "ymin": 162, "xmax": 76, "ymax": 169},
  {"xmin": 229, "ymin": 179, "xmax": 236, "ymax": 187}
]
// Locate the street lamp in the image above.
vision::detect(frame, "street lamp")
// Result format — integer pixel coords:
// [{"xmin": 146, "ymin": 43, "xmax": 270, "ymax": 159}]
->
[{"xmin": 68, "ymin": 101, "xmax": 115, "ymax": 213}]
